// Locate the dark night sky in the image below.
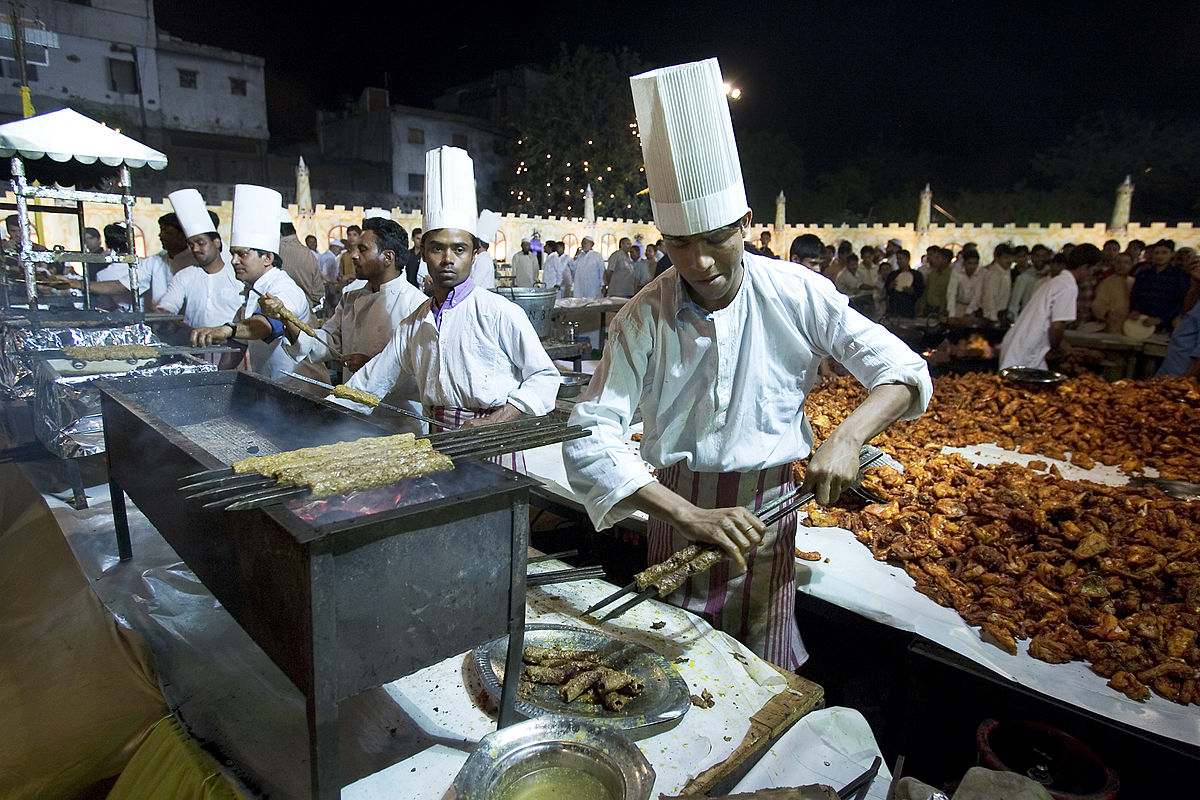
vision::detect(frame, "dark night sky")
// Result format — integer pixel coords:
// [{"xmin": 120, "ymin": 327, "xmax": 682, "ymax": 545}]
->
[{"xmin": 156, "ymin": 0, "xmax": 1200, "ymax": 183}]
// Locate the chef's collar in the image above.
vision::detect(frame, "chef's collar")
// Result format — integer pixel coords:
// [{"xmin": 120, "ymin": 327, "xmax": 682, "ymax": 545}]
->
[{"xmin": 431, "ymin": 276, "xmax": 475, "ymax": 330}]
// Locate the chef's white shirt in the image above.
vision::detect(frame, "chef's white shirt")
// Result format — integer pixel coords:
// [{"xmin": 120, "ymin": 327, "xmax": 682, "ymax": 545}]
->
[
  {"xmin": 286, "ymin": 275, "xmax": 426, "ymax": 369},
  {"xmin": 155, "ymin": 252, "xmax": 242, "ymax": 329},
  {"xmin": 998, "ymin": 271, "xmax": 1077, "ymax": 370},
  {"xmin": 235, "ymin": 267, "xmax": 311, "ymax": 380},
  {"xmin": 564, "ymin": 251, "xmax": 933, "ymax": 530},
  {"xmin": 471, "ymin": 250, "xmax": 496, "ymax": 290},
  {"xmin": 340, "ymin": 285, "xmax": 559, "ymax": 415},
  {"xmin": 95, "ymin": 251, "xmax": 173, "ymax": 306}
]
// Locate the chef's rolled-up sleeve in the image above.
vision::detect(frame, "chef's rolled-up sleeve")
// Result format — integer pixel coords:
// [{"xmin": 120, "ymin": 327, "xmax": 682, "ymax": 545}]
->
[{"xmin": 564, "ymin": 320, "xmax": 656, "ymax": 530}]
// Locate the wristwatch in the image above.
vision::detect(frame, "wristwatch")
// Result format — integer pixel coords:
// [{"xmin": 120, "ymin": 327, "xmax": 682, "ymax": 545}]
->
[{"xmin": 224, "ymin": 321, "xmax": 238, "ymax": 337}]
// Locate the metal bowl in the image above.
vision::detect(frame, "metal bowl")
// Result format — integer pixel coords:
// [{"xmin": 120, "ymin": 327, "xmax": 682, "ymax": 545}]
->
[
  {"xmin": 453, "ymin": 717, "xmax": 655, "ymax": 800},
  {"xmin": 999, "ymin": 366, "xmax": 1068, "ymax": 384}
]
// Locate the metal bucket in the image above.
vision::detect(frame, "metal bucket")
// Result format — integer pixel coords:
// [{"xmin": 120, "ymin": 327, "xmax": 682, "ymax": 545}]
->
[
  {"xmin": 496, "ymin": 287, "xmax": 558, "ymax": 338},
  {"xmin": 454, "ymin": 717, "xmax": 654, "ymax": 800}
]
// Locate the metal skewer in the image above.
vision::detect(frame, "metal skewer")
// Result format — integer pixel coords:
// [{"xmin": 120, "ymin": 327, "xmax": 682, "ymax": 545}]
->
[
  {"xmin": 587, "ymin": 446, "xmax": 892, "ymax": 620},
  {"xmin": 247, "ymin": 286, "xmax": 344, "ymax": 361},
  {"xmin": 281, "ymin": 371, "xmax": 445, "ymax": 428}
]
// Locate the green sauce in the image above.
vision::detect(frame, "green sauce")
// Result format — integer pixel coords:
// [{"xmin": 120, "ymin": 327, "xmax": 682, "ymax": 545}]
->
[{"xmin": 496, "ymin": 766, "xmax": 615, "ymax": 800}]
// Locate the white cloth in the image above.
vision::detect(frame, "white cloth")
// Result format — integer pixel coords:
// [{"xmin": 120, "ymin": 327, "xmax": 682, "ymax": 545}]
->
[
  {"xmin": 606, "ymin": 250, "xmax": 636, "ymax": 297},
  {"xmin": 564, "ymin": 251, "xmax": 933, "ymax": 530},
  {"xmin": 572, "ymin": 250, "xmax": 605, "ymax": 298},
  {"xmin": 998, "ymin": 271, "xmax": 1077, "ymax": 370},
  {"xmin": 236, "ymin": 267, "xmax": 311, "ymax": 380},
  {"xmin": 542, "ymin": 253, "xmax": 573, "ymax": 298},
  {"xmin": 154, "ymin": 252, "xmax": 243, "ymax": 329},
  {"xmin": 285, "ymin": 275, "xmax": 427, "ymax": 369},
  {"xmin": 341, "ymin": 286, "xmax": 560, "ymax": 416},
  {"xmin": 980, "ymin": 262, "xmax": 1013, "ymax": 321},
  {"xmin": 945, "ymin": 265, "xmax": 985, "ymax": 317},
  {"xmin": 510, "ymin": 251, "xmax": 539, "ymax": 288},
  {"xmin": 471, "ymin": 251, "xmax": 496, "ymax": 290}
]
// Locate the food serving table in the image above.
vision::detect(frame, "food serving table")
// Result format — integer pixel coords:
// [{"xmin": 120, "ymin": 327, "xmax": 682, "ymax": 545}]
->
[
  {"xmin": 98, "ymin": 370, "xmax": 535, "ymax": 799},
  {"xmin": 1064, "ymin": 328, "xmax": 1170, "ymax": 378},
  {"xmin": 553, "ymin": 297, "xmax": 629, "ymax": 351}
]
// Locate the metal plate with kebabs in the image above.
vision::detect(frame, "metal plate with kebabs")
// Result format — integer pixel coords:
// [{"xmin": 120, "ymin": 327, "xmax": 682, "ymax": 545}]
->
[{"xmin": 472, "ymin": 623, "xmax": 690, "ymax": 733}]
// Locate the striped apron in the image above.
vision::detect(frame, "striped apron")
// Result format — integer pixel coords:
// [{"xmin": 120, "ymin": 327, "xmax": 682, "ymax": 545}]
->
[
  {"xmin": 647, "ymin": 462, "xmax": 806, "ymax": 670},
  {"xmin": 431, "ymin": 406, "xmax": 525, "ymax": 472}
]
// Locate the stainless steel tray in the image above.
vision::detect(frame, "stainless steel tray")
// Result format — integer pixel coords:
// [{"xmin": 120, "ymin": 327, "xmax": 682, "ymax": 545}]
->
[
  {"xmin": 473, "ymin": 623, "xmax": 690, "ymax": 732},
  {"xmin": 999, "ymin": 366, "xmax": 1068, "ymax": 384}
]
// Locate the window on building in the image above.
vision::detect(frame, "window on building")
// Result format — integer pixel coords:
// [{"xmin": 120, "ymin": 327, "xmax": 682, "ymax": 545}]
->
[
  {"xmin": 492, "ymin": 230, "xmax": 507, "ymax": 263},
  {"xmin": 178, "ymin": 69, "xmax": 197, "ymax": 89},
  {"xmin": 561, "ymin": 233, "xmax": 578, "ymax": 255},
  {"xmin": 407, "ymin": 128, "xmax": 424, "ymax": 144},
  {"xmin": 229, "ymin": 77, "xmax": 247, "ymax": 96},
  {"xmin": 600, "ymin": 233, "xmax": 617, "ymax": 259},
  {"xmin": 131, "ymin": 225, "xmax": 147, "ymax": 259},
  {"xmin": 408, "ymin": 173, "xmax": 424, "ymax": 193},
  {"xmin": 452, "ymin": 133, "xmax": 468, "ymax": 149},
  {"xmin": 108, "ymin": 58, "xmax": 139, "ymax": 94},
  {"xmin": 328, "ymin": 225, "xmax": 348, "ymax": 248}
]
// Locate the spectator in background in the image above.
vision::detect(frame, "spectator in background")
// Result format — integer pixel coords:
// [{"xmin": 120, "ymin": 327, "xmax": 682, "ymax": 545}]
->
[
  {"xmin": 917, "ymin": 246, "xmax": 952, "ymax": 316},
  {"xmin": 1000, "ymin": 253, "xmax": 1077, "ymax": 370},
  {"xmin": 757, "ymin": 230, "xmax": 776, "ymax": 258},
  {"xmin": 1091, "ymin": 251, "xmax": 1134, "ymax": 332},
  {"xmin": 1129, "ymin": 239, "xmax": 1190, "ymax": 330},
  {"xmin": 572, "ymin": 236, "xmax": 605, "ymax": 298},
  {"xmin": 605, "ymin": 236, "xmax": 636, "ymax": 297},
  {"xmin": 1126, "ymin": 239, "xmax": 1146, "ymax": 270},
  {"xmin": 542, "ymin": 241, "xmax": 573, "ymax": 298},
  {"xmin": 981, "ymin": 243, "xmax": 1015, "ymax": 322},
  {"xmin": 885, "ymin": 249, "xmax": 925, "ymax": 318},
  {"xmin": 653, "ymin": 238, "xmax": 673, "ymax": 277},
  {"xmin": 511, "ymin": 237, "xmax": 540, "ymax": 287},
  {"xmin": 1008, "ymin": 249, "xmax": 1041, "ymax": 318},
  {"xmin": 337, "ymin": 225, "xmax": 362, "ymax": 288},
  {"xmin": 1180, "ymin": 248, "xmax": 1200, "ymax": 315},
  {"xmin": 788, "ymin": 233, "xmax": 825, "ymax": 273},
  {"xmin": 946, "ymin": 249, "xmax": 984, "ymax": 318},
  {"xmin": 633, "ymin": 243, "xmax": 655, "ymax": 291},
  {"xmin": 1068, "ymin": 243, "xmax": 1101, "ymax": 326},
  {"xmin": 83, "ymin": 226, "xmax": 104, "ymax": 254},
  {"xmin": 1097, "ymin": 238, "xmax": 1121, "ymax": 278},
  {"xmin": 834, "ymin": 252, "xmax": 874, "ymax": 296},
  {"xmin": 279, "ymin": 220, "xmax": 326, "ymax": 310},
  {"xmin": 825, "ymin": 240, "xmax": 853, "ymax": 284},
  {"xmin": 405, "ymin": 227, "xmax": 423, "ymax": 287}
]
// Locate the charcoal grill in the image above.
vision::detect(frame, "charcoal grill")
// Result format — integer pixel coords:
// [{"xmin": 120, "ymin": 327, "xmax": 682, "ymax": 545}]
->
[{"xmin": 98, "ymin": 370, "xmax": 534, "ymax": 800}]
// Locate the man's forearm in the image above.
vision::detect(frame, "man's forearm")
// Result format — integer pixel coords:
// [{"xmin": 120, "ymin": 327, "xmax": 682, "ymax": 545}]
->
[{"xmin": 1048, "ymin": 321, "xmax": 1066, "ymax": 350}]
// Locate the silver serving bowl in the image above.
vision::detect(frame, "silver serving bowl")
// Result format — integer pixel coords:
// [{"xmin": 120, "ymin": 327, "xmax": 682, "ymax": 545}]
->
[{"xmin": 453, "ymin": 717, "xmax": 655, "ymax": 800}]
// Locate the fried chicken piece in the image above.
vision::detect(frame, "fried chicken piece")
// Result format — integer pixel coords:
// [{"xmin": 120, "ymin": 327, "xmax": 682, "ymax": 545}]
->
[{"xmin": 1108, "ymin": 671, "xmax": 1151, "ymax": 701}]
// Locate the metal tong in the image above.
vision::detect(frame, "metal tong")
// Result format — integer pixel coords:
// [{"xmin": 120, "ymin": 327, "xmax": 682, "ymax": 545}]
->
[{"xmin": 584, "ymin": 446, "xmax": 891, "ymax": 623}]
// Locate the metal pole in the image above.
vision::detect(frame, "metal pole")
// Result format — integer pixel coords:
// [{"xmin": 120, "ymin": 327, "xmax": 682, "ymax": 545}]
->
[
  {"xmin": 11, "ymin": 156, "xmax": 37, "ymax": 311},
  {"xmin": 119, "ymin": 166, "xmax": 141, "ymax": 313}
]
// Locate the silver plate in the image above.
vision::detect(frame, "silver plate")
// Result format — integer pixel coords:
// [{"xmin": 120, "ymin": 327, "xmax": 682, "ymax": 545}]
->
[
  {"xmin": 999, "ymin": 366, "xmax": 1068, "ymax": 384},
  {"xmin": 473, "ymin": 623, "xmax": 690, "ymax": 732}
]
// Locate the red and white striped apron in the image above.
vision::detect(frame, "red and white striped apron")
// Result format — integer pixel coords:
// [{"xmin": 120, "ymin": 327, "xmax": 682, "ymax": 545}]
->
[
  {"xmin": 431, "ymin": 405, "xmax": 526, "ymax": 473},
  {"xmin": 647, "ymin": 462, "xmax": 806, "ymax": 670}
]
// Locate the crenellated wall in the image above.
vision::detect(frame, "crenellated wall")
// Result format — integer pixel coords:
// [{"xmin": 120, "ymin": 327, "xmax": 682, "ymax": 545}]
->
[{"xmin": 10, "ymin": 193, "xmax": 1197, "ymax": 262}]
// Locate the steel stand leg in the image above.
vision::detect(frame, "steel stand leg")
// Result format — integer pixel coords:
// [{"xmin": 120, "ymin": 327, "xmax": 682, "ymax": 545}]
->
[{"xmin": 109, "ymin": 477, "xmax": 132, "ymax": 561}]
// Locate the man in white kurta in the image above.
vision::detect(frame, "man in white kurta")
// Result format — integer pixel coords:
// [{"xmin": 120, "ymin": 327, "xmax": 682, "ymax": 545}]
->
[
  {"xmin": 510, "ymin": 239, "xmax": 540, "ymax": 288},
  {"xmin": 542, "ymin": 241, "xmax": 573, "ymax": 298},
  {"xmin": 564, "ymin": 58, "xmax": 932, "ymax": 670},
  {"xmin": 605, "ymin": 237, "xmax": 636, "ymax": 297},
  {"xmin": 572, "ymin": 237, "xmax": 605, "ymax": 298},
  {"xmin": 998, "ymin": 256, "xmax": 1077, "ymax": 370},
  {"xmin": 154, "ymin": 240, "xmax": 241, "ymax": 330},
  {"xmin": 945, "ymin": 255, "xmax": 985, "ymax": 317}
]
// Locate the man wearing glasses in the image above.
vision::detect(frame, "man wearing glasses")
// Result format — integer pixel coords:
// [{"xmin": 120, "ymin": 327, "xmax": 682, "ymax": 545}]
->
[{"xmin": 564, "ymin": 59, "xmax": 931, "ymax": 669}]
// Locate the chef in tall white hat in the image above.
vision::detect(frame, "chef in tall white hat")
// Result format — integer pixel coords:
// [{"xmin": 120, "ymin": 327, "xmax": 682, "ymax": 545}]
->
[
  {"xmin": 563, "ymin": 58, "xmax": 933, "ymax": 669},
  {"xmin": 191, "ymin": 184, "xmax": 312, "ymax": 380},
  {"xmin": 154, "ymin": 189, "xmax": 243, "ymax": 348},
  {"xmin": 334, "ymin": 146, "xmax": 559, "ymax": 467}
]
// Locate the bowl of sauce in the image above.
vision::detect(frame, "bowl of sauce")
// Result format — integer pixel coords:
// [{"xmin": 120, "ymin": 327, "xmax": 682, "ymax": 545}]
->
[{"xmin": 454, "ymin": 717, "xmax": 654, "ymax": 800}]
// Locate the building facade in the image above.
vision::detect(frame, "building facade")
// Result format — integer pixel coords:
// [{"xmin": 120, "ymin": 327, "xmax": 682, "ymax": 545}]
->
[{"xmin": 0, "ymin": 0, "xmax": 268, "ymax": 201}]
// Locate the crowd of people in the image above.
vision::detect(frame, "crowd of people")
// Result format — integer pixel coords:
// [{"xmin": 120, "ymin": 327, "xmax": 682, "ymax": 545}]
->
[{"xmin": 781, "ymin": 233, "xmax": 1200, "ymax": 377}]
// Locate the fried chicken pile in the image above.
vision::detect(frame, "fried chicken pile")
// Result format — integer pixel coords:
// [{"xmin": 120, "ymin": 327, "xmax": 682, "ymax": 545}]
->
[
  {"xmin": 806, "ymin": 373, "xmax": 1200, "ymax": 480},
  {"xmin": 798, "ymin": 374, "xmax": 1200, "ymax": 705}
]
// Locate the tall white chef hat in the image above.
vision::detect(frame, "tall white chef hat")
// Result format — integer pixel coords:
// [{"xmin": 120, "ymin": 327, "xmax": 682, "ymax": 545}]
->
[
  {"xmin": 363, "ymin": 207, "xmax": 390, "ymax": 221},
  {"xmin": 168, "ymin": 188, "xmax": 216, "ymax": 238},
  {"xmin": 630, "ymin": 58, "xmax": 749, "ymax": 236},
  {"xmin": 423, "ymin": 146, "xmax": 477, "ymax": 236},
  {"xmin": 231, "ymin": 184, "xmax": 282, "ymax": 253}
]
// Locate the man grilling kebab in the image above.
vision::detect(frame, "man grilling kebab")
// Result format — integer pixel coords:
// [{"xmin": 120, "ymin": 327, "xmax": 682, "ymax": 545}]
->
[
  {"xmin": 331, "ymin": 146, "xmax": 559, "ymax": 471},
  {"xmin": 190, "ymin": 184, "xmax": 312, "ymax": 381},
  {"xmin": 563, "ymin": 58, "xmax": 933, "ymax": 669}
]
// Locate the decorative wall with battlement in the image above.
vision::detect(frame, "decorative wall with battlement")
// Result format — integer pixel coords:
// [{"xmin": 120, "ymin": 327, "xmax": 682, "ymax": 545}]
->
[{"xmin": 9, "ymin": 193, "xmax": 1197, "ymax": 263}]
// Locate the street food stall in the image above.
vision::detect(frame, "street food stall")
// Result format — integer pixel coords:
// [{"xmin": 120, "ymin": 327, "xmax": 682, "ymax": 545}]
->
[{"xmin": 0, "ymin": 109, "xmax": 219, "ymax": 493}]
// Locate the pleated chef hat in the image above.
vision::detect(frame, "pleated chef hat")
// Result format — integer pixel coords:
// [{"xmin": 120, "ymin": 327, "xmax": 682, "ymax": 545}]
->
[
  {"xmin": 168, "ymin": 188, "xmax": 215, "ymax": 238},
  {"xmin": 630, "ymin": 58, "xmax": 749, "ymax": 236},
  {"xmin": 231, "ymin": 184, "xmax": 282, "ymax": 253},
  {"xmin": 423, "ymin": 146, "xmax": 477, "ymax": 236}
]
